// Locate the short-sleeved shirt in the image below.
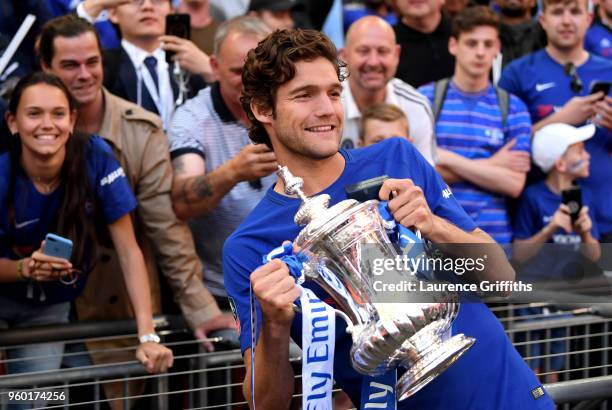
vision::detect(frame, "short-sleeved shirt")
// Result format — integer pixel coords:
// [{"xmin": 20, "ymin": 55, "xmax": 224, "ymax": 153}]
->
[
  {"xmin": 585, "ymin": 18, "xmax": 612, "ymax": 59},
  {"xmin": 223, "ymin": 138, "xmax": 554, "ymax": 410},
  {"xmin": 514, "ymin": 181, "xmax": 599, "ymax": 279},
  {"xmin": 499, "ymin": 50, "xmax": 612, "ymax": 234},
  {"xmin": 419, "ymin": 81, "xmax": 532, "ymax": 243},
  {"xmin": 341, "ymin": 78, "xmax": 437, "ymax": 164},
  {"xmin": 0, "ymin": 135, "xmax": 137, "ymax": 305},
  {"xmin": 168, "ymin": 82, "xmax": 276, "ymax": 297}
]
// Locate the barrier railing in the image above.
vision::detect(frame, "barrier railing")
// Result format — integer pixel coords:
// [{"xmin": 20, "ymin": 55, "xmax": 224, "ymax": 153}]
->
[{"xmin": 1, "ymin": 306, "xmax": 611, "ymax": 409}]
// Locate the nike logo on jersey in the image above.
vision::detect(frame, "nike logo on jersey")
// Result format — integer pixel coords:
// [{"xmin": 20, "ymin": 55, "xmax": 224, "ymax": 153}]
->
[
  {"xmin": 535, "ymin": 82, "xmax": 556, "ymax": 92},
  {"xmin": 15, "ymin": 218, "xmax": 40, "ymax": 229}
]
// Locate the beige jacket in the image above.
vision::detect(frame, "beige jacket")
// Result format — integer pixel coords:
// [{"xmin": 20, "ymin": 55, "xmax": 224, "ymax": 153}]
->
[{"xmin": 76, "ymin": 88, "xmax": 221, "ymax": 331}]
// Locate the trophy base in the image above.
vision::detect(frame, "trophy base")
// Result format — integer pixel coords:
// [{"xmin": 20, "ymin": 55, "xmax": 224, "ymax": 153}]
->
[{"xmin": 396, "ymin": 334, "xmax": 475, "ymax": 401}]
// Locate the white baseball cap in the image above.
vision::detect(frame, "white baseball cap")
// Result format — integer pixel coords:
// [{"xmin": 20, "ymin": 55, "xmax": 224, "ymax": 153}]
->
[{"xmin": 532, "ymin": 123, "xmax": 596, "ymax": 173}]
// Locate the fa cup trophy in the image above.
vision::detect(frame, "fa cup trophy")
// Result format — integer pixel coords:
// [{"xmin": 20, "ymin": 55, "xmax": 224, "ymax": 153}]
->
[{"xmin": 277, "ymin": 166, "xmax": 475, "ymax": 400}]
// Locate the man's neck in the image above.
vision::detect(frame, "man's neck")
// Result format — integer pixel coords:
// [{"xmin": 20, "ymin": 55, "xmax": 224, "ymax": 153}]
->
[
  {"xmin": 77, "ymin": 89, "xmax": 105, "ymax": 135},
  {"xmin": 452, "ymin": 70, "xmax": 489, "ymax": 93},
  {"xmin": 349, "ymin": 80, "xmax": 386, "ymax": 113},
  {"xmin": 545, "ymin": 44, "xmax": 589, "ymax": 66},
  {"xmin": 179, "ymin": 2, "xmax": 212, "ymax": 28},
  {"xmin": 545, "ymin": 171, "xmax": 574, "ymax": 194},
  {"xmin": 274, "ymin": 152, "xmax": 346, "ymax": 197},
  {"xmin": 401, "ymin": 11, "xmax": 442, "ymax": 34},
  {"xmin": 220, "ymin": 88, "xmax": 249, "ymax": 125},
  {"xmin": 124, "ymin": 36, "xmax": 160, "ymax": 54}
]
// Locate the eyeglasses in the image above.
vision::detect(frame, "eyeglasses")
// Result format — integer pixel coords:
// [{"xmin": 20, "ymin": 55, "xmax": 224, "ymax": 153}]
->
[
  {"xmin": 127, "ymin": 0, "xmax": 168, "ymax": 6},
  {"xmin": 564, "ymin": 62, "xmax": 583, "ymax": 93}
]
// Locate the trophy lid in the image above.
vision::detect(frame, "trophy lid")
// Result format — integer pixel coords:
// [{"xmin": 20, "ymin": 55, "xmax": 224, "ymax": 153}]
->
[{"xmin": 276, "ymin": 165, "xmax": 371, "ymax": 247}]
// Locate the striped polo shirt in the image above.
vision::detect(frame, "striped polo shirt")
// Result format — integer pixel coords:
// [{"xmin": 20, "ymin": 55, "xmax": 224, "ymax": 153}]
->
[
  {"xmin": 168, "ymin": 82, "xmax": 276, "ymax": 297},
  {"xmin": 419, "ymin": 80, "xmax": 532, "ymax": 243}
]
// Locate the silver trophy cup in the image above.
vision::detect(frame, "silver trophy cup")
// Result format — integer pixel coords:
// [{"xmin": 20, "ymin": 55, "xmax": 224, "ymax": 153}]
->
[{"xmin": 277, "ymin": 166, "xmax": 475, "ymax": 400}]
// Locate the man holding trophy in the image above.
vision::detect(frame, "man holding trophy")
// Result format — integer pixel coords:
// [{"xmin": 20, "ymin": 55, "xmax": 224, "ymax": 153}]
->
[{"xmin": 223, "ymin": 29, "xmax": 554, "ymax": 410}]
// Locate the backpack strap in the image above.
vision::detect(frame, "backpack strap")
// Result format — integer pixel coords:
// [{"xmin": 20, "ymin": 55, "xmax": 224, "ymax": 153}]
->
[
  {"xmin": 432, "ymin": 78, "xmax": 451, "ymax": 123},
  {"xmin": 494, "ymin": 86, "xmax": 510, "ymax": 129},
  {"xmin": 434, "ymin": 78, "xmax": 510, "ymax": 129}
]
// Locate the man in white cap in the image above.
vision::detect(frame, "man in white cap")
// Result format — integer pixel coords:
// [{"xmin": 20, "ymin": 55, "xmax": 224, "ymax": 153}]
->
[{"xmin": 513, "ymin": 123, "xmax": 600, "ymax": 265}]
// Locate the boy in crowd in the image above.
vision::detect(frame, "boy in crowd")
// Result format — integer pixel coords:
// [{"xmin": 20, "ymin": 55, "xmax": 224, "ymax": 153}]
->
[
  {"xmin": 419, "ymin": 6, "xmax": 532, "ymax": 244},
  {"xmin": 359, "ymin": 102, "xmax": 413, "ymax": 146},
  {"xmin": 513, "ymin": 123, "xmax": 600, "ymax": 382}
]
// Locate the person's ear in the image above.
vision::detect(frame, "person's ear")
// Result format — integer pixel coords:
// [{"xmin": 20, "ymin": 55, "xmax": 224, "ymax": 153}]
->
[
  {"xmin": 250, "ymin": 100, "xmax": 273, "ymax": 125},
  {"xmin": 5, "ymin": 111, "xmax": 18, "ymax": 135},
  {"xmin": 554, "ymin": 157, "xmax": 567, "ymax": 173},
  {"xmin": 210, "ymin": 54, "xmax": 220, "ymax": 80},
  {"xmin": 448, "ymin": 36, "xmax": 458, "ymax": 56},
  {"xmin": 108, "ymin": 7, "xmax": 119, "ymax": 25}
]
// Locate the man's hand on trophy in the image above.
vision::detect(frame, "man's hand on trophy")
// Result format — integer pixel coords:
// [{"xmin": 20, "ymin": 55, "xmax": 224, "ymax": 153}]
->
[
  {"xmin": 251, "ymin": 259, "xmax": 301, "ymax": 326},
  {"xmin": 379, "ymin": 179, "xmax": 435, "ymax": 236}
]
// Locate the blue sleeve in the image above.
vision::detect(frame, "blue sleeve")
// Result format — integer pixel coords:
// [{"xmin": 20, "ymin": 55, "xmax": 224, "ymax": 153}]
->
[
  {"xmin": 498, "ymin": 62, "xmax": 522, "ymax": 98},
  {"xmin": 223, "ymin": 237, "xmax": 262, "ymax": 354},
  {"xmin": 505, "ymin": 94, "xmax": 532, "ymax": 154},
  {"xmin": 88, "ymin": 136, "xmax": 137, "ymax": 223},
  {"xmin": 513, "ymin": 192, "xmax": 539, "ymax": 239},
  {"xmin": 417, "ymin": 84, "xmax": 435, "ymax": 105}
]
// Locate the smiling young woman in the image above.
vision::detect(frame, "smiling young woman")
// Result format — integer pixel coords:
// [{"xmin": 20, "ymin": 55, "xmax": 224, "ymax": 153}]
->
[{"xmin": 0, "ymin": 72, "xmax": 174, "ymax": 376}]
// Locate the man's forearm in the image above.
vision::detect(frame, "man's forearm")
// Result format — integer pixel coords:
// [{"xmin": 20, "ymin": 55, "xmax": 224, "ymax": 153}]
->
[
  {"xmin": 441, "ymin": 152, "xmax": 525, "ymax": 198},
  {"xmin": 246, "ymin": 321, "xmax": 294, "ymax": 409},
  {"xmin": 172, "ymin": 162, "xmax": 239, "ymax": 220},
  {"xmin": 435, "ymin": 165, "xmax": 463, "ymax": 185}
]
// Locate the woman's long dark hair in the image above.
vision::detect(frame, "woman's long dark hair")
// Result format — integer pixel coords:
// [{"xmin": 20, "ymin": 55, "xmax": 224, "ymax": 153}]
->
[{"xmin": 7, "ymin": 72, "xmax": 105, "ymax": 268}]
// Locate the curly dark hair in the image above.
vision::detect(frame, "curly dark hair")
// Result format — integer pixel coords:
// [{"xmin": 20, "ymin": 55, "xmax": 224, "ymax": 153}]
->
[{"xmin": 240, "ymin": 29, "xmax": 347, "ymax": 148}]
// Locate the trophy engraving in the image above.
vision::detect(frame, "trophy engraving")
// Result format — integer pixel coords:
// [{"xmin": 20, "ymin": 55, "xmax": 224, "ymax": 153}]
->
[{"xmin": 277, "ymin": 165, "xmax": 475, "ymax": 400}]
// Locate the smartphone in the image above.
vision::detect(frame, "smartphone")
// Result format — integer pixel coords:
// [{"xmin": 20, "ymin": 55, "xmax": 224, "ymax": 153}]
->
[
  {"xmin": 589, "ymin": 81, "xmax": 611, "ymax": 97},
  {"xmin": 44, "ymin": 233, "xmax": 73, "ymax": 260},
  {"xmin": 165, "ymin": 13, "xmax": 191, "ymax": 64},
  {"xmin": 345, "ymin": 175, "xmax": 389, "ymax": 202},
  {"xmin": 561, "ymin": 186, "xmax": 582, "ymax": 223}
]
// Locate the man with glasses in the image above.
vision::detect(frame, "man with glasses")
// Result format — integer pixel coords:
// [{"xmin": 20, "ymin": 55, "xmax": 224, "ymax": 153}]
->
[
  {"xmin": 499, "ymin": 0, "xmax": 612, "ymax": 241},
  {"xmin": 103, "ymin": 0, "xmax": 212, "ymax": 128}
]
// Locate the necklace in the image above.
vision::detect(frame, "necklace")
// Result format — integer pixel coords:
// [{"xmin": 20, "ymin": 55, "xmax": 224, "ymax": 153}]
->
[{"xmin": 33, "ymin": 175, "xmax": 61, "ymax": 194}]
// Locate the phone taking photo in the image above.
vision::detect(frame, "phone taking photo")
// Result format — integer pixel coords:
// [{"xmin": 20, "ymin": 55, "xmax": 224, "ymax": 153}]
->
[
  {"xmin": 561, "ymin": 186, "xmax": 582, "ymax": 223},
  {"xmin": 589, "ymin": 81, "xmax": 612, "ymax": 99},
  {"xmin": 44, "ymin": 233, "xmax": 73, "ymax": 260},
  {"xmin": 165, "ymin": 13, "xmax": 191, "ymax": 64}
]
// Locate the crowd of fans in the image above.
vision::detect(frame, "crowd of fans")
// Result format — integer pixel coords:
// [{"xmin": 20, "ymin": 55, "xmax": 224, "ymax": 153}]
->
[{"xmin": 0, "ymin": 0, "xmax": 611, "ymax": 407}]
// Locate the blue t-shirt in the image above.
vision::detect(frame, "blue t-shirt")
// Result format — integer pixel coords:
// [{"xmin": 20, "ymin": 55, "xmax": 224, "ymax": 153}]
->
[
  {"xmin": 514, "ymin": 181, "xmax": 599, "ymax": 280},
  {"xmin": 419, "ymin": 81, "xmax": 532, "ymax": 244},
  {"xmin": 585, "ymin": 20, "xmax": 612, "ymax": 59},
  {"xmin": 0, "ymin": 135, "xmax": 137, "ymax": 305},
  {"xmin": 499, "ymin": 50, "xmax": 612, "ymax": 234},
  {"xmin": 223, "ymin": 138, "xmax": 554, "ymax": 410}
]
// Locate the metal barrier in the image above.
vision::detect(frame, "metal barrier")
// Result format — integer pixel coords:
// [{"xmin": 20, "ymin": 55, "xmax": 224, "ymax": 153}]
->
[{"xmin": 1, "ymin": 306, "xmax": 612, "ymax": 409}]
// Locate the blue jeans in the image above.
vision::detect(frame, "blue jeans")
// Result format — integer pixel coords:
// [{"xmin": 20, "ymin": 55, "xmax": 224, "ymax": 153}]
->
[
  {"xmin": 0, "ymin": 296, "xmax": 70, "ymax": 409},
  {"xmin": 0, "ymin": 296, "xmax": 70, "ymax": 374}
]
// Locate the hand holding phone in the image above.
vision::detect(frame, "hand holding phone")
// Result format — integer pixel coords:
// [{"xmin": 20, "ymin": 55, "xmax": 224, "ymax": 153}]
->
[
  {"xmin": 164, "ymin": 14, "xmax": 190, "ymax": 64},
  {"xmin": 44, "ymin": 233, "xmax": 73, "ymax": 260},
  {"xmin": 589, "ymin": 81, "xmax": 611, "ymax": 100},
  {"xmin": 562, "ymin": 186, "xmax": 582, "ymax": 224}
]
